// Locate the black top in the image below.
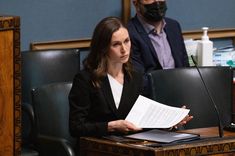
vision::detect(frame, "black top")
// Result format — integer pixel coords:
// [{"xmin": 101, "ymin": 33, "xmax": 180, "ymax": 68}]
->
[{"xmin": 69, "ymin": 70, "xmax": 143, "ymax": 137}]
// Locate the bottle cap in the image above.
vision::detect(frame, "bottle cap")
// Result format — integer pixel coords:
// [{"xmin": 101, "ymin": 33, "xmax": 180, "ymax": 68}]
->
[{"xmin": 202, "ymin": 27, "xmax": 209, "ymax": 41}]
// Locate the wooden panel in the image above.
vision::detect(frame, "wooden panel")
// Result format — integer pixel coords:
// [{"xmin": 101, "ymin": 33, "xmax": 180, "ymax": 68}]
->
[
  {"xmin": 0, "ymin": 31, "xmax": 14, "ymax": 155},
  {"xmin": 0, "ymin": 30, "xmax": 14, "ymax": 156},
  {"xmin": 122, "ymin": 0, "xmax": 131, "ymax": 25},
  {"xmin": 0, "ymin": 16, "xmax": 21, "ymax": 156}
]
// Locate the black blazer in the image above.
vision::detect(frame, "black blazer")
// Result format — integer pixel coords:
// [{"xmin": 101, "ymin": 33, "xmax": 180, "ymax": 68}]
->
[
  {"xmin": 127, "ymin": 15, "xmax": 189, "ymax": 72},
  {"xmin": 69, "ymin": 70, "xmax": 143, "ymax": 137},
  {"xmin": 127, "ymin": 16, "xmax": 189, "ymax": 96}
]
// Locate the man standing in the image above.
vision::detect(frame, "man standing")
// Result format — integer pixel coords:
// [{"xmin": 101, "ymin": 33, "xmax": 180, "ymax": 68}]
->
[{"xmin": 128, "ymin": 0, "xmax": 189, "ymax": 96}]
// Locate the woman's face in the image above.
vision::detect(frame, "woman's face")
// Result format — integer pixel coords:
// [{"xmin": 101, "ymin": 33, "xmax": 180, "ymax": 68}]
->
[{"xmin": 107, "ymin": 27, "xmax": 131, "ymax": 65}]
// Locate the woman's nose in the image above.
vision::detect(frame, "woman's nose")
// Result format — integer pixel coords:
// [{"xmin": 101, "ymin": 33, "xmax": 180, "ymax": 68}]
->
[{"xmin": 121, "ymin": 44, "xmax": 126, "ymax": 53}]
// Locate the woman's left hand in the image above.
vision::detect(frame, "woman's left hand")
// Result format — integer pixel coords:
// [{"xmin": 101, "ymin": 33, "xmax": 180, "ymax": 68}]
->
[{"xmin": 174, "ymin": 105, "xmax": 193, "ymax": 129}]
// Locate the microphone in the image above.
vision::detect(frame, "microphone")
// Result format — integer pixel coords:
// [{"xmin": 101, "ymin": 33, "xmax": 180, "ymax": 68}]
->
[{"xmin": 191, "ymin": 55, "xmax": 224, "ymax": 138}]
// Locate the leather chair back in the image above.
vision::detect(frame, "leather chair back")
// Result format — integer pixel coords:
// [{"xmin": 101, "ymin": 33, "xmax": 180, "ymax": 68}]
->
[
  {"xmin": 31, "ymin": 82, "xmax": 76, "ymax": 156},
  {"xmin": 148, "ymin": 67, "xmax": 233, "ymax": 129},
  {"xmin": 22, "ymin": 49, "xmax": 80, "ymax": 103},
  {"xmin": 21, "ymin": 49, "xmax": 79, "ymax": 155}
]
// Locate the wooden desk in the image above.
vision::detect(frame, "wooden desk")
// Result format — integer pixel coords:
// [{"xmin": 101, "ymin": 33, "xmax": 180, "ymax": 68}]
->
[{"xmin": 80, "ymin": 127, "xmax": 235, "ymax": 156}]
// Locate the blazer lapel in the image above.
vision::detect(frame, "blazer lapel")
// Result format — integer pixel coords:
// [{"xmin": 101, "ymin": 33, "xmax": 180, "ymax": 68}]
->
[
  {"xmin": 117, "ymin": 77, "xmax": 135, "ymax": 119},
  {"xmin": 133, "ymin": 16, "xmax": 159, "ymax": 61},
  {"xmin": 100, "ymin": 76, "xmax": 118, "ymax": 116},
  {"xmin": 164, "ymin": 20, "xmax": 179, "ymax": 64}
]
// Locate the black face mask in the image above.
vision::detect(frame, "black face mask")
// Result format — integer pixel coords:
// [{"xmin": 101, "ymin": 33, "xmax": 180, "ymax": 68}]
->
[{"xmin": 140, "ymin": 1, "xmax": 167, "ymax": 22}]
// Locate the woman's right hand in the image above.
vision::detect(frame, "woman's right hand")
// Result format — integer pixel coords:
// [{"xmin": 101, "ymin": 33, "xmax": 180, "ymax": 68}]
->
[{"xmin": 108, "ymin": 120, "xmax": 142, "ymax": 133}]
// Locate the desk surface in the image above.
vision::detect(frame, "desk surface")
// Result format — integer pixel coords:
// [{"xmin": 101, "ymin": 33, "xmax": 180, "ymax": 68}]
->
[{"xmin": 80, "ymin": 127, "xmax": 235, "ymax": 156}]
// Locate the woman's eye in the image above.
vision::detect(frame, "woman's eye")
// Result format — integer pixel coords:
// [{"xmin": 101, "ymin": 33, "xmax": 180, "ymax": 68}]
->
[
  {"xmin": 112, "ymin": 43, "xmax": 119, "ymax": 47},
  {"xmin": 112, "ymin": 42, "xmax": 121, "ymax": 47},
  {"xmin": 124, "ymin": 38, "xmax": 130, "ymax": 44}
]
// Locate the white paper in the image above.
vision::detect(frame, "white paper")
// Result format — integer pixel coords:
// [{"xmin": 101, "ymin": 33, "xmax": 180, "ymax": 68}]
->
[{"xmin": 125, "ymin": 95, "xmax": 190, "ymax": 128}]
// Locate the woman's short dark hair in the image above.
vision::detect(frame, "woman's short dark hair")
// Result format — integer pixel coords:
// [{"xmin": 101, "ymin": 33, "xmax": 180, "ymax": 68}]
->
[{"xmin": 83, "ymin": 17, "xmax": 133, "ymax": 88}]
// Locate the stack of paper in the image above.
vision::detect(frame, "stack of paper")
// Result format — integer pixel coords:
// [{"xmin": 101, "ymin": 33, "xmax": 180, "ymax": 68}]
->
[
  {"xmin": 125, "ymin": 95, "xmax": 189, "ymax": 128},
  {"xmin": 125, "ymin": 96, "xmax": 200, "ymax": 143}
]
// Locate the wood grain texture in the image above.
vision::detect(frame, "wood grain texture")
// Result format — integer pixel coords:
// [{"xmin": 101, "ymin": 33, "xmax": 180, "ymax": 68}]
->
[
  {"xmin": 0, "ymin": 30, "xmax": 14, "ymax": 156},
  {"xmin": 80, "ymin": 127, "xmax": 235, "ymax": 156},
  {"xmin": 0, "ymin": 15, "xmax": 21, "ymax": 156}
]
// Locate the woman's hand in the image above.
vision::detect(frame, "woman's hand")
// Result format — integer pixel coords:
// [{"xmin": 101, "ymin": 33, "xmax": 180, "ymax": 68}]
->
[
  {"xmin": 174, "ymin": 105, "xmax": 193, "ymax": 129},
  {"xmin": 108, "ymin": 120, "xmax": 142, "ymax": 133}
]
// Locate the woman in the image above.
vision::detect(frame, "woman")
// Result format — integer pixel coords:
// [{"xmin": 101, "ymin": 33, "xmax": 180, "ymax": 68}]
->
[
  {"xmin": 69, "ymin": 17, "xmax": 192, "ymax": 154},
  {"xmin": 69, "ymin": 17, "xmax": 143, "ymax": 140}
]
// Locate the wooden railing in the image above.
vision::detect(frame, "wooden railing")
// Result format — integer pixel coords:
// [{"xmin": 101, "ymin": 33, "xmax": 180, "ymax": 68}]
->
[
  {"xmin": 30, "ymin": 28, "xmax": 235, "ymax": 51},
  {"xmin": 30, "ymin": 38, "xmax": 90, "ymax": 50},
  {"xmin": 183, "ymin": 28, "xmax": 235, "ymax": 43}
]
